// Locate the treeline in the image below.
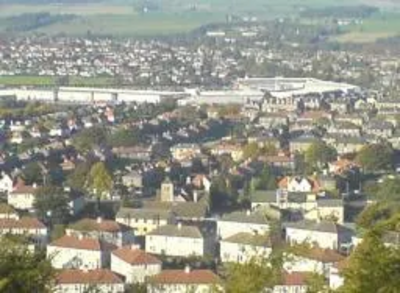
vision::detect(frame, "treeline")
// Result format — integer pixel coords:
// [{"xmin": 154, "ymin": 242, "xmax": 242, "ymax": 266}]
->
[
  {"xmin": 300, "ymin": 5, "xmax": 379, "ymax": 19},
  {"xmin": 5, "ymin": 12, "xmax": 76, "ymax": 32}
]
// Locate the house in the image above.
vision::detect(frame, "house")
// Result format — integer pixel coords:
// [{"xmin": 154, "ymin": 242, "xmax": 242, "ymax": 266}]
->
[
  {"xmin": 145, "ymin": 223, "xmax": 211, "ymax": 257},
  {"xmin": 289, "ymin": 136, "xmax": 315, "ymax": 154},
  {"xmin": 278, "ymin": 176, "xmax": 320, "ymax": 193},
  {"xmin": 121, "ymin": 171, "xmax": 143, "ymax": 189},
  {"xmin": 284, "ymin": 247, "xmax": 344, "ymax": 277},
  {"xmin": 220, "ymin": 232, "xmax": 272, "ymax": 263},
  {"xmin": 147, "ymin": 268, "xmax": 221, "ymax": 293},
  {"xmin": 111, "ymin": 246, "xmax": 162, "ymax": 283},
  {"xmin": 285, "ymin": 220, "xmax": 352, "ymax": 250},
  {"xmin": 262, "ymin": 153, "xmax": 296, "ymax": 172},
  {"xmin": 330, "ymin": 137, "xmax": 366, "ymax": 155},
  {"xmin": 171, "ymin": 143, "xmax": 202, "ymax": 161},
  {"xmin": 116, "ymin": 208, "xmax": 175, "ymax": 236},
  {"xmin": 7, "ymin": 179, "xmax": 39, "ymax": 211},
  {"xmin": 112, "ymin": 146, "xmax": 152, "ymax": 161},
  {"xmin": 54, "ymin": 269, "xmax": 125, "ymax": 293},
  {"xmin": 258, "ymin": 113, "xmax": 289, "ymax": 128},
  {"xmin": 217, "ymin": 210, "xmax": 271, "ymax": 239},
  {"xmin": 210, "ymin": 142, "xmax": 244, "ymax": 162},
  {"xmin": 47, "ymin": 235, "xmax": 117, "ymax": 270},
  {"xmin": 326, "ymin": 122, "xmax": 360, "ymax": 137},
  {"xmin": 0, "ymin": 172, "xmax": 13, "ymax": 194},
  {"xmin": 66, "ymin": 218, "xmax": 135, "ymax": 247},
  {"xmin": 0, "ymin": 216, "xmax": 48, "ymax": 247},
  {"xmin": 273, "ymin": 271, "xmax": 308, "ymax": 293},
  {"xmin": 364, "ymin": 120, "xmax": 394, "ymax": 138}
]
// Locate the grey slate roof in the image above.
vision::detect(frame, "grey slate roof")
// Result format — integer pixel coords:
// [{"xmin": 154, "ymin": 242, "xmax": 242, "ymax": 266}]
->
[
  {"xmin": 116, "ymin": 208, "xmax": 172, "ymax": 221},
  {"xmin": 220, "ymin": 211, "xmax": 269, "ymax": 225},
  {"xmin": 148, "ymin": 224, "xmax": 203, "ymax": 239},
  {"xmin": 285, "ymin": 220, "xmax": 347, "ymax": 234},
  {"xmin": 222, "ymin": 232, "xmax": 271, "ymax": 247}
]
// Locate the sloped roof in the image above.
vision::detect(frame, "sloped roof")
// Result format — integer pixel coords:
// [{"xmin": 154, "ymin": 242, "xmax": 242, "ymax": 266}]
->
[
  {"xmin": 68, "ymin": 218, "xmax": 125, "ymax": 233},
  {"xmin": 112, "ymin": 246, "xmax": 161, "ymax": 265},
  {"xmin": 148, "ymin": 270, "xmax": 221, "ymax": 285},
  {"xmin": 222, "ymin": 232, "xmax": 271, "ymax": 247},
  {"xmin": 220, "ymin": 211, "xmax": 269, "ymax": 225},
  {"xmin": 49, "ymin": 235, "xmax": 117, "ymax": 251},
  {"xmin": 147, "ymin": 224, "xmax": 202, "ymax": 239},
  {"xmin": 56, "ymin": 269, "xmax": 123, "ymax": 284},
  {"xmin": 116, "ymin": 208, "xmax": 172, "ymax": 221},
  {"xmin": 0, "ymin": 217, "xmax": 45, "ymax": 230}
]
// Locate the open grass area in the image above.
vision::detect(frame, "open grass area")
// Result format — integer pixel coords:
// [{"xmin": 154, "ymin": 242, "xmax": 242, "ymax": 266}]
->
[
  {"xmin": 0, "ymin": 75, "xmax": 116, "ymax": 87},
  {"xmin": 37, "ymin": 12, "xmax": 223, "ymax": 37},
  {"xmin": 332, "ymin": 12, "xmax": 400, "ymax": 43}
]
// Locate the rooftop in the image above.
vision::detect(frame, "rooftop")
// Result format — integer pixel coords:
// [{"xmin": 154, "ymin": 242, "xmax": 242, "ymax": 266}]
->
[
  {"xmin": 220, "ymin": 210, "xmax": 269, "ymax": 225},
  {"xmin": 148, "ymin": 269, "xmax": 221, "ymax": 285},
  {"xmin": 223, "ymin": 232, "xmax": 271, "ymax": 247},
  {"xmin": 56, "ymin": 269, "xmax": 123, "ymax": 285},
  {"xmin": 49, "ymin": 235, "xmax": 117, "ymax": 251},
  {"xmin": 147, "ymin": 224, "xmax": 202, "ymax": 239},
  {"xmin": 112, "ymin": 246, "xmax": 161, "ymax": 265}
]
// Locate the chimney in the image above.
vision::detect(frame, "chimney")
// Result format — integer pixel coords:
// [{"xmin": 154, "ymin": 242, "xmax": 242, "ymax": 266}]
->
[
  {"xmin": 78, "ymin": 234, "xmax": 84, "ymax": 240},
  {"xmin": 32, "ymin": 183, "xmax": 37, "ymax": 189},
  {"xmin": 131, "ymin": 244, "xmax": 141, "ymax": 250},
  {"xmin": 246, "ymin": 210, "xmax": 251, "ymax": 216},
  {"xmin": 177, "ymin": 222, "xmax": 182, "ymax": 230},
  {"xmin": 96, "ymin": 217, "xmax": 102, "ymax": 224},
  {"xmin": 193, "ymin": 190, "xmax": 198, "ymax": 203}
]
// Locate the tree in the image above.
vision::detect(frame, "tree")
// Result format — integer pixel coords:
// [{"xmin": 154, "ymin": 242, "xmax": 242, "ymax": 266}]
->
[
  {"xmin": 243, "ymin": 142, "xmax": 259, "ymax": 160},
  {"xmin": 223, "ymin": 251, "xmax": 284, "ymax": 293},
  {"xmin": 72, "ymin": 127, "xmax": 107, "ymax": 153},
  {"xmin": 67, "ymin": 161, "xmax": 93, "ymax": 191},
  {"xmin": 255, "ymin": 165, "xmax": 277, "ymax": 190},
  {"xmin": 33, "ymin": 186, "xmax": 71, "ymax": 225},
  {"xmin": 22, "ymin": 162, "xmax": 43, "ymax": 185},
  {"xmin": 355, "ymin": 143, "xmax": 394, "ymax": 172},
  {"xmin": 0, "ymin": 239, "xmax": 55, "ymax": 293},
  {"xmin": 107, "ymin": 128, "xmax": 140, "ymax": 148},
  {"xmin": 341, "ymin": 231, "xmax": 400, "ymax": 292},
  {"xmin": 305, "ymin": 140, "xmax": 337, "ymax": 169},
  {"xmin": 86, "ymin": 162, "xmax": 113, "ymax": 199}
]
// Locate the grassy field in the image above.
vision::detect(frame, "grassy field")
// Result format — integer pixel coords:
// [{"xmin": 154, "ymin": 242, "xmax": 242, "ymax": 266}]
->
[
  {"xmin": 333, "ymin": 12, "xmax": 400, "ymax": 43},
  {"xmin": 0, "ymin": 75, "xmax": 116, "ymax": 86},
  {"xmin": 0, "ymin": 0, "xmax": 399, "ymax": 37}
]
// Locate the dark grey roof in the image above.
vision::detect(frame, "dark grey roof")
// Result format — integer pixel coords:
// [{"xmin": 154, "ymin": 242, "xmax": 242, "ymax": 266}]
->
[
  {"xmin": 285, "ymin": 220, "xmax": 346, "ymax": 234},
  {"xmin": 220, "ymin": 211, "xmax": 269, "ymax": 225},
  {"xmin": 148, "ymin": 224, "xmax": 203, "ymax": 238},
  {"xmin": 222, "ymin": 232, "xmax": 271, "ymax": 247},
  {"xmin": 317, "ymin": 199, "xmax": 343, "ymax": 207},
  {"xmin": 116, "ymin": 208, "xmax": 172, "ymax": 221}
]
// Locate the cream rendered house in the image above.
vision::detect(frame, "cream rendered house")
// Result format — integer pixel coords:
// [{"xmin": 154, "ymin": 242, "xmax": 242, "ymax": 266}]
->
[
  {"xmin": 285, "ymin": 220, "xmax": 352, "ymax": 250},
  {"xmin": 217, "ymin": 210, "xmax": 270, "ymax": 239},
  {"xmin": 147, "ymin": 268, "xmax": 221, "ymax": 293},
  {"xmin": 7, "ymin": 181, "xmax": 38, "ymax": 211},
  {"xmin": 116, "ymin": 208, "xmax": 174, "ymax": 236},
  {"xmin": 145, "ymin": 224, "xmax": 207, "ymax": 257},
  {"xmin": 220, "ymin": 232, "xmax": 272, "ymax": 263},
  {"xmin": 111, "ymin": 246, "xmax": 162, "ymax": 283},
  {"xmin": 47, "ymin": 235, "xmax": 117, "ymax": 270},
  {"xmin": 55, "ymin": 269, "xmax": 125, "ymax": 293}
]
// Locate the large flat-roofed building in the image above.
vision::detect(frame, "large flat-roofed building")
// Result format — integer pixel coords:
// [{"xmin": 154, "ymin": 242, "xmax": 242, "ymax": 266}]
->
[
  {"xmin": 179, "ymin": 89, "xmax": 264, "ymax": 106},
  {"xmin": 0, "ymin": 87, "xmax": 188, "ymax": 104},
  {"xmin": 236, "ymin": 77, "xmax": 360, "ymax": 98}
]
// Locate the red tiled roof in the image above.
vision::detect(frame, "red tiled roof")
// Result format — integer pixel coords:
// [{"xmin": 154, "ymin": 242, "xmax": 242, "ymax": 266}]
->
[
  {"xmin": 148, "ymin": 270, "xmax": 221, "ymax": 285},
  {"xmin": 56, "ymin": 269, "xmax": 123, "ymax": 284},
  {"xmin": 304, "ymin": 248, "xmax": 344, "ymax": 263},
  {"xmin": 0, "ymin": 217, "xmax": 46, "ymax": 229},
  {"xmin": 49, "ymin": 235, "xmax": 117, "ymax": 251},
  {"xmin": 282, "ymin": 272, "xmax": 308, "ymax": 286},
  {"xmin": 112, "ymin": 246, "xmax": 161, "ymax": 265}
]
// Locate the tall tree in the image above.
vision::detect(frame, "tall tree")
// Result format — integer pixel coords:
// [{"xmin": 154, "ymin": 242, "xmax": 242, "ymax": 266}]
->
[
  {"xmin": 86, "ymin": 162, "xmax": 113, "ymax": 199},
  {"xmin": 0, "ymin": 239, "xmax": 55, "ymax": 293},
  {"xmin": 305, "ymin": 140, "xmax": 337, "ymax": 169},
  {"xmin": 34, "ymin": 185, "xmax": 71, "ymax": 225},
  {"xmin": 355, "ymin": 143, "xmax": 394, "ymax": 172}
]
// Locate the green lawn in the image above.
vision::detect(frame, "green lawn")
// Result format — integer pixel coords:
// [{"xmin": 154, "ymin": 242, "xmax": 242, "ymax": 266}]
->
[{"xmin": 0, "ymin": 75, "xmax": 116, "ymax": 86}]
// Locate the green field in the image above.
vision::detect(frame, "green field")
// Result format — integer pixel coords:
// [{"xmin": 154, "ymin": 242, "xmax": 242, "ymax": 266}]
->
[
  {"xmin": 0, "ymin": 75, "xmax": 116, "ymax": 86},
  {"xmin": 333, "ymin": 13, "xmax": 400, "ymax": 43},
  {"xmin": 0, "ymin": 0, "xmax": 400, "ymax": 37}
]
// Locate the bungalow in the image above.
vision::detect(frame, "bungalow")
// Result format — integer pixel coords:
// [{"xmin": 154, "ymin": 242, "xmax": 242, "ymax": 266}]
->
[
  {"xmin": 217, "ymin": 210, "xmax": 271, "ymax": 239},
  {"xmin": 116, "ymin": 208, "xmax": 175, "ymax": 236},
  {"xmin": 47, "ymin": 235, "xmax": 117, "ymax": 270},
  {"xmin": 147, "ymin": 268, "xmax": 221, "ymax": 293},
  {"xmin": 285, "ymin": 220, "xmax": 352, "ymax": 250},
  {"xmin": 111, "ymin": 246, "xmax": 162, "ymax": 283},
  {"xmin": 66, "ymin": 218, "xmax": 135, "ymax": 247},
  {"xmin": 54, "ymin": 269, "xmax": 125, "ymax": 293},
  {"xmin": 220, "ymin": 232, "xmax": 272, "ymax": 263},
  {"xmin": 145, "ymin": 223, "xmax": 211, "ymax": 257}
]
